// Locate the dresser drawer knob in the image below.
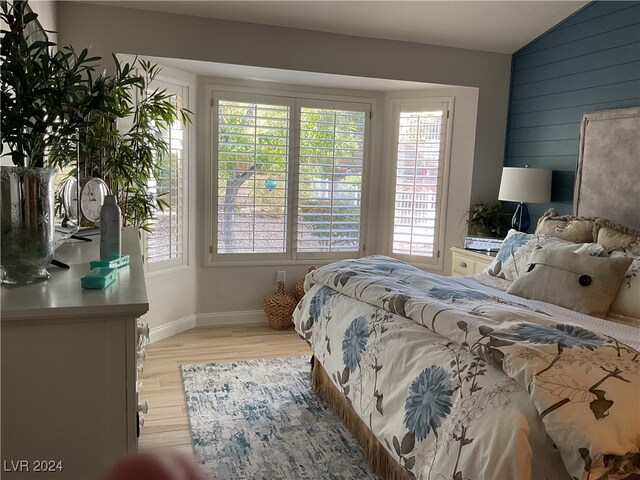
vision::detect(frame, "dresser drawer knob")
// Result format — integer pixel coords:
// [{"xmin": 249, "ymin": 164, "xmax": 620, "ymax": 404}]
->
[
  {"xmin": 459, "ymin": 261, "xmax": 468, "ymax": 268},
  {"xmin": 136, "ymin": 320, "xmax": 150, "ymax": 340},
  {"xmin": 137, "ymin": 333, "xmax": 149, "ymax": 352},
  {"xmin": 138, "ymin": 400, "xmax": 149, "ymax": 414}
]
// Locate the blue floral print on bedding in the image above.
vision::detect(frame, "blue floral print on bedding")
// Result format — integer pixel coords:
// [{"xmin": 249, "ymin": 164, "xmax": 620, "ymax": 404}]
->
[
  {"xmin": 404, "ymin": 366, "xmax": 454, "ymax": 441},
  {"xmin": 512, "ymin": 323, "xmax": 604, "ymax": 350},
  {"xmin": 342, "ymin": 316, "xmax": 370, "ymax": 372}
]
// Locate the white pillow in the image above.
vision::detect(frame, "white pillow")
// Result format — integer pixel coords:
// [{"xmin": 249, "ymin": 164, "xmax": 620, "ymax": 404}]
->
[
  {"xmin": 608, "ymin": 251, "xmax": 640, "ymax": 319},
  {"xmin": 485, "ymin": 229, "xmax": 606, "ymax": 282}
]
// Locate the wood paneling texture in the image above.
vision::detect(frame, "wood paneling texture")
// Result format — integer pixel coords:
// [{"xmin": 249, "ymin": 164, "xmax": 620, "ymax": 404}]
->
[{"xmin": 504, "ymin": 1, "xmax": 640, "ymax": 225}]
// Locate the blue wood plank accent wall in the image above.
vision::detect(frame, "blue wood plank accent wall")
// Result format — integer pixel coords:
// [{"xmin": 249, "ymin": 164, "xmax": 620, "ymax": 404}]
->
[{"xmin": 504, "ymin": 1, "xmax": 640, "ymax": 227}]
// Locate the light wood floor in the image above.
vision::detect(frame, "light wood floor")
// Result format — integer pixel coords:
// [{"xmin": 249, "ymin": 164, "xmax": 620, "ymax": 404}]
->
[{"xmin": 137, "ymin": 323, "xmax": 311, "ymax": 456}]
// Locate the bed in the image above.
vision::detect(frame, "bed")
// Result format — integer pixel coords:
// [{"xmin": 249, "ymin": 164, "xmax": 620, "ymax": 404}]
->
[{"xmin": 292, "ymin": 106, "xmax": 640, "ymax": 480}]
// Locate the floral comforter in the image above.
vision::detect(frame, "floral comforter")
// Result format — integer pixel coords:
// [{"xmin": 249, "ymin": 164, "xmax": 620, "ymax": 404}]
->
[{"xmin": 292, "ymin": 256, "xmax": 640, "ymax": 480}]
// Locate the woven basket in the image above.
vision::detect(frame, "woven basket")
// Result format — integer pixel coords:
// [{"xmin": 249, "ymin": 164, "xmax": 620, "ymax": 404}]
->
[
  {"xmin": 293, "ymin": 266, "xmax": 316, "ymax": 302},
  {"xmin": 264, "ymin": 281, "xmax": 297, "ymax": 330}
]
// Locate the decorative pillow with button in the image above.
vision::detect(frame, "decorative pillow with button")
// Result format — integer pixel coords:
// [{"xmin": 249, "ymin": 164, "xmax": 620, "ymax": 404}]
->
[
  {"xmin": 484, "ymin": 229, "xmax": 606, "ymax": 281},
  {"xmin": 506, "ymin": 248, "xmax": 633, "ymax": 318}
]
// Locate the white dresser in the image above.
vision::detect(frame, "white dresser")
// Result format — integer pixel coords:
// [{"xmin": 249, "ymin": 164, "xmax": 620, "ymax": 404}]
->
[{"xmin": 1, "ymin": 228, "xmax": 149, "ymax": 480}]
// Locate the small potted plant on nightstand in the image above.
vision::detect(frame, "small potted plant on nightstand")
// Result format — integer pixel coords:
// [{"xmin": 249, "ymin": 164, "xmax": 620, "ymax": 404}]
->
[{"xmin": 465, "ymin": 201, "xmax": 509, "ymax": 238}]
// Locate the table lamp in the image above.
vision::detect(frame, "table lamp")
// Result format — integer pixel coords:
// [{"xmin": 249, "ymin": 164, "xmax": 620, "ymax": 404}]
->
[{"xmin": 498, "ymin": 167, "xmax": 551, "ymax": 232}]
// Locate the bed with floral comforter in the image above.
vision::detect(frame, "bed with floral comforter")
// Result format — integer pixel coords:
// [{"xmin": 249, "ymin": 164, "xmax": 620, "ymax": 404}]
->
[{"xmin": 292, "ymin": 255, "xmax": 640, "ymax": 480}]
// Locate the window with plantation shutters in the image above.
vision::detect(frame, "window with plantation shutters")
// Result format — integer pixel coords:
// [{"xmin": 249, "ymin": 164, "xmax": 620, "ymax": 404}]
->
[
  {"xmin": 391, "ymin": 101, "xmax": 450, "ymax": 265},
  {"xmin": 216, "ymin": 96, "xmax": 291, "ymax": 256},
  {"xmin": 212, "ymin": 93, "xmax": 369, "ymax": 262},
  {"xmin": 145, "ymin": 80, "xmax": 189, "ymax": 271},
  {"xmin": 296, "ymin": 102, "xmax": 366, "ymax": 257}
]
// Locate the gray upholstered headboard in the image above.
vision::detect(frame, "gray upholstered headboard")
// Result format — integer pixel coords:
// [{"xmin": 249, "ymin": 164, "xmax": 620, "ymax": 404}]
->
[{"xmin": 573, "ymin": 106, "xmax": 640, "ymax": 230}]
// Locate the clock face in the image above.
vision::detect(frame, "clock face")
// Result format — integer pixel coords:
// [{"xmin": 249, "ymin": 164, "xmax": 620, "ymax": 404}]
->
[
  {"xmin": 61, "ymin": 177, "xmax": 79, "ymax": 222},
  {"xmin": 80, "ymin": 177, "xmax": 110, "ymax": 224}
]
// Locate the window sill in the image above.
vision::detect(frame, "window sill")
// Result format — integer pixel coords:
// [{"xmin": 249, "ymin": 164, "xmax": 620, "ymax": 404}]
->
[
  {"xmin": 145, "ymin": 264, "xmax": 190, "ymax": 278},
  {"xmin": 206, "ymin": 258, "xmax": 345, "ymax": 268}
]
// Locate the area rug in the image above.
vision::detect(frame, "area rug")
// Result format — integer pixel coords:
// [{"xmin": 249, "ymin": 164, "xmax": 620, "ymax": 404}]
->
[{"xmin": 181, "ymin": 356, "xmax": 379, "ymax": 480}]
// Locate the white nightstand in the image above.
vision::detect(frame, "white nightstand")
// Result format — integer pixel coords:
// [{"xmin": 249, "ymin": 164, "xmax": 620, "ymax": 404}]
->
[{"xmin": 450, "ymin": 247, "xmax": 496, "ymax": 276}]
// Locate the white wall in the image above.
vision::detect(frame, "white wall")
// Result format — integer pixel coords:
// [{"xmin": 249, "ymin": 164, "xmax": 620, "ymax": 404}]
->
[
  {"xmin": 29, "ymin": 0, "xmax": 57, "ymax": 44},
  {"xmin": 139, "ymin": 63, "xmax": 198, "ymax": 335},
  {"xmin": 57, "ymin": 2, "xmax": 511, "ymax": 203},
  {"xmin": 57, "ymin": 1, "xmax": 511, "ymax": 330}
]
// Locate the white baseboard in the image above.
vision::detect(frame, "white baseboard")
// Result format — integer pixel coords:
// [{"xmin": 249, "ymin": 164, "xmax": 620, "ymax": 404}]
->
[
  {"xmin": 148, "ymin": 310, "xmax": 268, "ymax": 343},
  {"xmin": 196, "ymin": 310, "xmax": 267, "ymax": 327},
  {"xmin": 149, "ymin": 314, "xmax": 196, "ymax": 343}
]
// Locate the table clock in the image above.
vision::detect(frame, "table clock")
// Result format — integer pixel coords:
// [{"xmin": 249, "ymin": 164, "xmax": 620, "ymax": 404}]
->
[{"xmin": 79, "ymin": 177, "xmax": 110, "ymax": 225}]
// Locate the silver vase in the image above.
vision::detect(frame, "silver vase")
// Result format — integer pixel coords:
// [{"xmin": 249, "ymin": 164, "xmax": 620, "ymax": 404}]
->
[{"xmin": 1, "ymin": 166, "xmax": 57, "ymax": 284}]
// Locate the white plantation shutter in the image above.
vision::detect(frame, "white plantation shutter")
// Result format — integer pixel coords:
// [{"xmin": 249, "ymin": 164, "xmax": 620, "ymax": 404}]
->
[
  {"xmin": 146, "ymin": 81, "xmax": 189, "ymax": 271},
  {"xmin": 295, "ymin": 101, "xmax": 367, "ymax": 258},
  {"xmin": 212, "ymin": 92, "xmax": 370, "ymax": 262},
  {"xmin": 391, "ymin": 102, "xmax": 448, "ymax": 263},
  {"xmin": 216, "ymin": 96, "xmax": 291, "ymax": 256}
]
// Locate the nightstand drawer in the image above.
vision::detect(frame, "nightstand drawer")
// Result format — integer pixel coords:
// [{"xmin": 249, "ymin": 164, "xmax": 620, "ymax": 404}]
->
[
  {"xmin": 450, "ymin": 247, "xmax": 495, "ymax": 276},
  {"xmin": 452, "ymin": 257, "xmax": 475, "ymax": 276}
]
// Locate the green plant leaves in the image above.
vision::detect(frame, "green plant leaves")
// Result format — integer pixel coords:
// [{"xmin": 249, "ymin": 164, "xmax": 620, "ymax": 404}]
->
[
  {"xmin": 465, "ymin": 200, "xmax": 509, "ymax": 237},
  {"xmin": 1, "ymin": 1, "xmax": 116, "ymax": 167},
  {"xmin": 2, "ymin": 1, "xmax": 192, "ymax": 229}
]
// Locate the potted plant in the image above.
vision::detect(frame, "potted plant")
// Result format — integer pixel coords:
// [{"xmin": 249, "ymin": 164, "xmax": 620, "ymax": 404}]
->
[
  {"xmin": 72, "ymin": 59, "xmax": 192, "ymax": 231},
  {"xmin": 465, "ymin": 200, "xmax": 509, "ymax": 238},
  {"xmin": 0, "ymin": 0, "xmax": 191, "ymax": 284},
  {"xmin": 0, "ymin": 0, "xmax": 113, "ymax": 284}
]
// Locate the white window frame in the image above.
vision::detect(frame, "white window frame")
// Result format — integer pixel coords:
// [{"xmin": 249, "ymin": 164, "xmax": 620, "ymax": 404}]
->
[
  {"xmin": 206, "ymin": 84, "xmax": 373, "ymax": 267},
  {"xmin": 386, "ymin": 97, "xmax": 454, "ymax": 269},
  {"xmin": 142, "ymin": 76, "xmax": 191, "ymax": 274}
]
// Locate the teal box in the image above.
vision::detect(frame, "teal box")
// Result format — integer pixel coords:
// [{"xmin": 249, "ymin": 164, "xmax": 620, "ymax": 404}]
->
[
  {"xmin": 89, "ymin": 254, "xmax": 130, "ymax": 270},
  {"xmin": 81, "ymin": 267, "xmax": 118, "ymax": 289}
]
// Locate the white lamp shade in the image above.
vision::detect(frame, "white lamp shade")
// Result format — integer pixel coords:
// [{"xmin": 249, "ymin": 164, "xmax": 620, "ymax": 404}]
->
[{"xmin": 498, "ymin": 167, "xmax": 552, "ymax": 203}]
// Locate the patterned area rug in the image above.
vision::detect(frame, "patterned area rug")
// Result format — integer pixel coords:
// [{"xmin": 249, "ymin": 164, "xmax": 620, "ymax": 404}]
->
[{"xmin": 181, "ymin": 356, "xmax": 379, "ymax": 480}]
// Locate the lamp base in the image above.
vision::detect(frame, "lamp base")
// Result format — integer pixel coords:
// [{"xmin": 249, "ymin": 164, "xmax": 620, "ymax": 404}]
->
[{"xmin": 511, "ymin": 202, "xmax": 530, "ymax": 232}]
